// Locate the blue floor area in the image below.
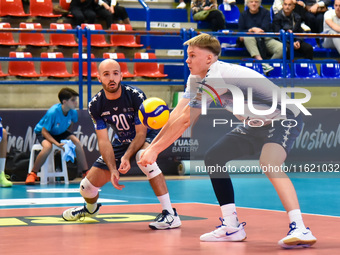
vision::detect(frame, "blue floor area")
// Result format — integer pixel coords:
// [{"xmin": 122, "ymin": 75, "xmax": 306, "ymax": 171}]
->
[{"xmin": 2, "ymin": 174, "xmax": 340, "ymax": 217}]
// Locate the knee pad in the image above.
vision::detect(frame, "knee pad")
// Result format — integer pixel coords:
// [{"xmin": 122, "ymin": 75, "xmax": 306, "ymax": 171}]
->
[
  {"xmin": 136, "ymin": 150, "xmax": 162, "ymax": 179},
  {"xmin": 79, "ymin": 177, "xmax": 99, "ymax": 199}
]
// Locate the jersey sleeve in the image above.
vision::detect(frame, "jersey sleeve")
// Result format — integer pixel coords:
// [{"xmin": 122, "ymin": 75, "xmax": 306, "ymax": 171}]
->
[
  {"xmin": 132, "ymin": 88, "xmax": 146, "ymax": 125},
  {"xmin": 40, "ymin": 110, "xmax": 55, "ymax": 132},
  {"xmin": 88, "ymin": 100, "xmax": 107, "ymax": 130}
]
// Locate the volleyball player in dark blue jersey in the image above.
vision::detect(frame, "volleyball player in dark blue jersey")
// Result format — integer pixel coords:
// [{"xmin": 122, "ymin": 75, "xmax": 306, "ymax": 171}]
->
[{"xmin": 62, "ymin": 59, "xmax": 181, "ymax": 230}]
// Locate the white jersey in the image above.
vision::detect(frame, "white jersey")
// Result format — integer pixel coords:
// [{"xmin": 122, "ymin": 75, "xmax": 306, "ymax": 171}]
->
[
  {"xmin": 183, "ymin": 61, "xmax": 300, "ymax": 124},
  {"xmin": 323, "ymin": 9, "xmax": 340, "ymax": 34}
]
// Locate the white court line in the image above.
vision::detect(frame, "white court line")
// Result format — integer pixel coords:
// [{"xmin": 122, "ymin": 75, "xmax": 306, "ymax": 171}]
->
[{"xmin": 0, "ymin": 197, "xmax": 127, "ymax": 206}]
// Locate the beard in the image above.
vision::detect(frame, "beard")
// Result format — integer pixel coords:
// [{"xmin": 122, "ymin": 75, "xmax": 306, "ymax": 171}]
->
[{"xmin": 104, "ymin": 80, "xmax": 121, "ymax": 94}]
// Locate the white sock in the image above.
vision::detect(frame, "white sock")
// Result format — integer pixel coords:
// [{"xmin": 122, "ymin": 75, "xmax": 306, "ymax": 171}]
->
[
  {"xmin": 288, "ymin": 209, "xmax": 306, "ymax": 229},
  {"xmin": 0, "ymin": 158, "xmax": 5, "ymax": 173},
  {"xmin": 85, "ymin": 202, "xmax": 98, "ymax": 213},
  {"xmin": 221, "ymin": 203, "xmax": 239, "ymax": 227},
  {"xmin": 157, "ymin": 193, "xmax": 174, "ymax": 215}
]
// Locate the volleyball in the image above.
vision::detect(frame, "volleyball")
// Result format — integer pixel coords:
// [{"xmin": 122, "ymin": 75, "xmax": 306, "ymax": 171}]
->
[{"xmin": 138, "ymin": 97, "xmax": 170, "ymax": 130}]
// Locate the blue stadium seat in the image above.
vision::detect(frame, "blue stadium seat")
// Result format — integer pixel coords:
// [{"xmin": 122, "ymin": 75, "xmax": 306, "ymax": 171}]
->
[
  {"xmin": 218, "ymin": 4, "xmax": 240, "ymax": 25},
  {"xmin": 240, "ymin": 60, "xmax": 265, "ymax": 75},
  {"xmin": 267, "ymin": 63, "xmax": 291, "ymax": 78},
  {"xmin": 293, "ymin": 60, "xmax": 320, "ymax": 78},
  {"xmin": 320, "ymin": 61, "xmax": 340, "ymax": 78}
]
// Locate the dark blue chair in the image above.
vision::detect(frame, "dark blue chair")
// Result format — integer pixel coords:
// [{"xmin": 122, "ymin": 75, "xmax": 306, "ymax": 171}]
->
[
  {"xmin": 320, "ymin": 61, "xmax": 340, "ymax": 78},
  {"xmin": 294, "ymin": 60, "xmax": 320, "ymax": 78},
  {"xmin": 218, "ymin": 3, "xmax": 240, "ymax": 24},
  {"xmin": 267, "ymin": 63, "xmax": 291, "ymax": 78},
  {"xmin": 240, "ymin": 60, "xmax": 265, "ymax": 76}
]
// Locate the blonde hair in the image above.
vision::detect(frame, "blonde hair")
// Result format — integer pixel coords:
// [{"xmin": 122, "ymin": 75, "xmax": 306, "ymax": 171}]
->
[{"xmin": 184, "ymin": 33, "xmax": 221, "ymax": 56}]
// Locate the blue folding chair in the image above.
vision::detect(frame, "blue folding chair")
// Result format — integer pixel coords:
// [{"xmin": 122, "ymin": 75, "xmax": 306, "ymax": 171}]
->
[
  {"xmin": 240, "ymin": 60, "xmax": 265, "ymax": 76},
  {"xmin": 294, "ymin": 60, "xmax": 320, "ymax": 78},
  {"xmin": 267, "ymin": 63, "xmax": 291, "ymax": 78},
  {"xmin": 218, "ymin": 4, "xmax": 240, "ymax": 24},
  {"xmin": 320, "ymin": 61, "xmax": 340, "ymax": 78}
]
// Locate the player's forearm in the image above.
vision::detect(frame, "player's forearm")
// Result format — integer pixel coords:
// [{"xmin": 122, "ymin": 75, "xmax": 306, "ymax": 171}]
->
[
  {"xmin": 123, "ymin": 133, "xmax": 146, "ymax": 160},
  {"xmin": 150, "ymin": 98, "xmax": 189, "ymax": 146},
  {"xmin": 150, "ymin": 106, "xmax": 191, "ymax": 155},
  {"xmin": 41, "ymin": 128, "xmax": 59, "ymax": 146},
  {"xmin": 98, "ymin": 139, "xmax": 117, "ymax": 172}
]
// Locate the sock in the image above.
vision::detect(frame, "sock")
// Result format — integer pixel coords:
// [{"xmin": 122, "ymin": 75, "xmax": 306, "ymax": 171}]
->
[
  {"xmin": 157, "ymin": 193, "xmax": 174, "ymax": 215},
  {"xmin": 288, "ymin": 209, "xmax": 306, "ymax": 229},
  {"xmin": 0, "ymin": 158, "xmax": 5, "ymax": 174},
  {"xmin": 221, "ymin": 203, "xmax": 239, "ymax": 227},
  {"xmin": 85, "ymin": 202, "xmax": 98, "ymax": 213}
]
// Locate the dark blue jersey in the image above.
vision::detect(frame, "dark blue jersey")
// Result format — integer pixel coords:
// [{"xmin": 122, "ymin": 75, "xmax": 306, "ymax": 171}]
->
[{"xmin": 88, "ymin": 85, "xmax": 146, "ymax": 144}]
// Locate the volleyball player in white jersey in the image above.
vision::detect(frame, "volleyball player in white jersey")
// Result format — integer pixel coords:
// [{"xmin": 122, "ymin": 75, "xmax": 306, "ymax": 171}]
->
[{"xmin": 138, "ymin": 33, "xmax": 317, "ymax": 248}]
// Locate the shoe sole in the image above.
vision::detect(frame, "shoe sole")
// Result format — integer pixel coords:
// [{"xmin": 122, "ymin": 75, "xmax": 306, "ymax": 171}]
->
[
  {"xmin": 200, "ymin": 236, "xmax": 247, "ymax": 242},
  {"xmin": 149, "ymin": 222, "xmax": 182, "ymax": 230},
  {"xmin": 280, "ymin": 238, "xmax": 317, "ymax": 249}
]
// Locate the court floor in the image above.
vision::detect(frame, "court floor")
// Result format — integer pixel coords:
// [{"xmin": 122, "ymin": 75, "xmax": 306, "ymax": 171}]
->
[{"xmin": 1, "ymin": 173, "xmax": 340, "ymax": 254}]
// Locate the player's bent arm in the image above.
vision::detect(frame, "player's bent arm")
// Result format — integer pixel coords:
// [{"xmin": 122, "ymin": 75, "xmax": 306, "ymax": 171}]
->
[
  {"xmin": 149, "ymin": 97, "xmax": 190, "ymax": 146},
  {"xmin": 122, "ymin": 124, "xmax": 147, "ymax": 161},
  {"xmin": 119, "ymin": 124, "xmax": 147, "ymax": 174},
  {"xmin": 41, "ymin": 127, "xmax": 63, "ymax": 148},
  {"xmin": 325, "ymin": 19, "xmax": 340, "ymax": 33},
  {"xmin": 96, "ymin": 128, "xmax": 118, "ymax": 173},
  {"xmin": 152, "ymin": 104, "xmax": 200, "ymax": 155}
]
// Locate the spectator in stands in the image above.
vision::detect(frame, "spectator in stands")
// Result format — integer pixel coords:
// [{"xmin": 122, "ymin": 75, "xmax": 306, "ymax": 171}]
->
[
  {"xmin": 273, "ymin": 0, "xmax": 314, "ymax": 59},
  {"xmin": 98, "ymin": 0, "xmax": 131, "ymax": 24},
  {"xmin": 25, "ymin": 88, "xmax": 89, "ymax": 185},
  {"xmin": 191, "ymin": 0, "xmax": 226, "ymax": 31},
  {"xmin": 272, "ymin": 0, "xmax": 310, "ymax": 31},
  {"xmin": 238, "ymin": 0, "xmax": 283, "ymax": 74},
  {"xmin": 70, "ymin": 0, "xmax": 112, "ymax": 29},
  {"xmin": 177, "ymin": 0, "xmax": 188, "ymax": 9},
  {"xmin": 0, "ymin": 118, "xmax": 12, "ymax": 188},
  {"xmin": 304, "ymin": 0, "xmax": 331, "ymax": 33},
  {"xmin": 322, "ymin": 0, "xmax": 340, "ymax": 54}
]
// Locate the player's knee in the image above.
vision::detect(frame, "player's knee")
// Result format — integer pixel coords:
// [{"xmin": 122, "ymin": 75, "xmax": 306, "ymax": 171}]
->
[
  {"xmin": 79, "ymin": 177, "xmax": 99, "ymax": 199},
  {"xmin": 136, "ymin": 149, "xmax": 162, "ymax": 179}
]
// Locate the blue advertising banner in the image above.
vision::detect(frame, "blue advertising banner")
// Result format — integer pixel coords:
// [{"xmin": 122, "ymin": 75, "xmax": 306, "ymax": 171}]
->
[{"xmin": 0, "ymin": 108, "xmax": 339, "ymax": 175}]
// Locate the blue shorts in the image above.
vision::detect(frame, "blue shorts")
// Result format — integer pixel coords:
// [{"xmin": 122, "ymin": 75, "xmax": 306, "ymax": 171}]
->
[
  {"xmin": 93, "ymin": 129, "xmax": 158, "ymax": 171},
  {"xmin": 35, "ymin": 131, "xmax": 73, "ymax": 144}
]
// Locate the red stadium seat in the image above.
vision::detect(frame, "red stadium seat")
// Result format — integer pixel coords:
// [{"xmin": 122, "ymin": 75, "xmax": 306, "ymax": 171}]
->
[
  {"xmin": 8, "ymin": 52, "xmax": 41, "ymax": 77},
  {"xmin": 0, "ymin": 23, "xmax": 19, "ymax": 45},
  {"xmin": 40, "ymin": 52, "xmax": 75, "ymax": 78},
  {"xmin": 103, "ymin": 52, "xmax": 135, "ymax": 78},
  {"xmin": 0, "ymin": 0, "xmax": 29, "ymax": 17},
  {"xmin": 110, "ymin": 24, "xmax": 143, "ymax": 48},
  {"xmin": 59, "ymin": 0, "xmax": 71, "ymax": 11},
  {"xmin": 0, "ymin": 63, "xmax": 9, "ymax": 77},
  {"xmin": 19, "ymin": 23, "xmax": 51, "ymax": 46},
  {"xmin": 81, "ymin": 24, "xmax": 112, "ymax": 47},
  {"xmin": 134, "ymin": 53, "xmax": 167, "ymax": 78},
  {"xmin": 49, "ymin": 23, "xmax": 78, "ymax": 47},
  {"xmin": 30, "ymin": 0, "xmax": 62, "ymax": 17},
  {"xmin": 72, "ymin": 53, "xmax": 98, "ymax": 78}
]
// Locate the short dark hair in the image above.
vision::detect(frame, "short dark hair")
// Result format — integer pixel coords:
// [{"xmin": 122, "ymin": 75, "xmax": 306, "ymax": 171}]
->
[{"xmin": 58, "ymin": 88, "xmax": 79, "ymax": 103}]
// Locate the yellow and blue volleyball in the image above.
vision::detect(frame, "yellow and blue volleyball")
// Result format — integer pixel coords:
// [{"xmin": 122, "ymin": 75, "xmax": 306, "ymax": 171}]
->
[{"xmin": 138, "ymin": 97, "xmax": 170, "ymax": 130}]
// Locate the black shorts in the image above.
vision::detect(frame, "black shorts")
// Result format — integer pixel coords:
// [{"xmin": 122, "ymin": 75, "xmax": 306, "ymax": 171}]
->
[
  {"xmin": 93, "ymin": 129, "xmax": 158, "ymax": 171},
  {"xmin": 35, "ymin": 131, "xmax": 73, "ymax": 144},
  {"xmin": 229, "ymin": 113, "xmax": 303, "ymax": 154}
]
